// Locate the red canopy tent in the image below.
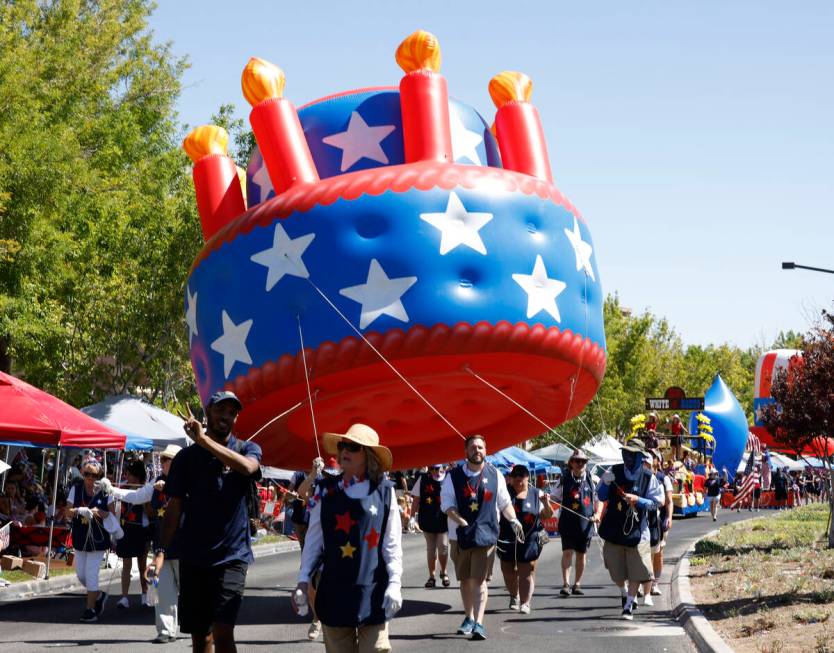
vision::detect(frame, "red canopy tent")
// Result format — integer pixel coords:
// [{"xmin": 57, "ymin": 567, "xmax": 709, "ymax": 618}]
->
[
  {"xmin": 750, "ymin": 425, "xmax": 834, "ymax": 458},
  {"xmin": 0, "ymin": 372, "xmax": 125, "ymax": 577}
]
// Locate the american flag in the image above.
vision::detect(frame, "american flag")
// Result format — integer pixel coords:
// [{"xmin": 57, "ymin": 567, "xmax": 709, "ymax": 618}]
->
[
  {"xmin": 0, "ymin": 521, "xmax": 10, "ymax": 552},
  {"xmin": 730, "ymin": 452, "xmax": 759, "ymax": 509}
]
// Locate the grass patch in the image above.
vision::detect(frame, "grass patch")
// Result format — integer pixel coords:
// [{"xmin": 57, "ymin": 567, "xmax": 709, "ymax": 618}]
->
[
  {"xmin": 1, "ymin": 565, "xmax": 76, "ymax": 583},
  {"xmin": 691, "ymin": 503, "xmax": 834, "ymax": 653},
  {"xmin": 253, "ymin": 534, "xmax": 290, "ymax": 546}
]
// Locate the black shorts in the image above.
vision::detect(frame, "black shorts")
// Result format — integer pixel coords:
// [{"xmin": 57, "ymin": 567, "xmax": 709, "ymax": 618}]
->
[
  {"xmin": 560, "ymin": 531, "xmax": 592, "ymax": 553},
  {"xmin": 753, "ymin": 488, "xmax": 762, "ymax": 499},
  {"xmin": 179, "ymin": 560, "xmax": 248, "ymax": 636},
  {"xmin": 116, "ymin": 524, "xmax": 149, "ymax": 558}
]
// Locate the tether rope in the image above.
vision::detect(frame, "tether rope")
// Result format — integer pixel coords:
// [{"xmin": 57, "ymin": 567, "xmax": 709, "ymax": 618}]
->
[
  {"xmin": 288, "ymin": 261, "xmax": 465, "ymax": 440},
  {"xmin": 297, "ymin": 315, "xmax": 322, "ymax": 459}
]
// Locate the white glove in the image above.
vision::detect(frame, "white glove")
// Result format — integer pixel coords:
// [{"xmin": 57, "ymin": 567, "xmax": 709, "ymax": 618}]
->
[
  {"xmin": 601, "ymin": 470, "xmax": 615, "ymax": 485},
  {"xmin": 311, "ymin": 457, "xmax": 325, "ymax": 475},
  {"xmin": 510, "ymin": 519, "xmax": 525, "ymax": 543},
  {"xmin": 76, "ymin": 506, "xmax": 94, "ymax": 520},
  {"xmin": 383, "ymin": 583, "xmax": 402, "ymax": 619},
  {"xmin": 98, "ymin": 478, "xmax": 113, "ymax": 496}
]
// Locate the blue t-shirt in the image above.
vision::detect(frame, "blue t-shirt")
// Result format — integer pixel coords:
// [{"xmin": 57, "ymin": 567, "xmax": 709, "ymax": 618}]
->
[{"xmin": 165, "ymin": 435, "xmax": 262, "ymax": 567}]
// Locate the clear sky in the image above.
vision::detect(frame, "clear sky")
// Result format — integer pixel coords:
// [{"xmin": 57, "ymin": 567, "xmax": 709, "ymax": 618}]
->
[{"xmin": 148, "ymin": 1, "xmax": 833, "ymax": 348}]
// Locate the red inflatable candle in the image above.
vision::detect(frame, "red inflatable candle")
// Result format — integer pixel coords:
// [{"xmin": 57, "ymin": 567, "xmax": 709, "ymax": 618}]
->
[
  {"xmin": 396, "ymin": 30, "xmax": 453, "ymax": 164},
  {"xmin": 242, "ymin": 57, "xmax": 319, "ymax": 195},
  {"xmin": 489, "ymin": 71, "xmax": 553, "ymax": 183},
  {"xmin": 183, "ymin": 125, "xmax": 247, "ymax": 241}
]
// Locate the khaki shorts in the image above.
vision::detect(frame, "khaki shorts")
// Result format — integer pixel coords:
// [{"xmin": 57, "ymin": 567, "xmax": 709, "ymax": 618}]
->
[
  {"xmin": 651, "ymin": 530, "xmax": 668, "ymax": 554},
  {"xmin": 603, "ymin": 540, "xmax": 653, "ymax": 585},
  {"xmin": 450, "ymin": 541, "xmax": 495, "ymax": 582},
  {"xmin": 322, "ymin": 622, "xmax": 390, "ymax": 653}
]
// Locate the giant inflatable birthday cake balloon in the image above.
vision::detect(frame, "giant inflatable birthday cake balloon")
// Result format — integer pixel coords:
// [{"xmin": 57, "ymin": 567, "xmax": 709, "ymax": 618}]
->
[{"xmin": 183, "ymin": 31, "xmax": 606, "ymax": 469}]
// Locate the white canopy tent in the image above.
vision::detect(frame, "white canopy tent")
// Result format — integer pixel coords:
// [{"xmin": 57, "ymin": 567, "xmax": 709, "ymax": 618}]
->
[
  {"xmin": 82, "ymin": 396, "xmax": 190, "ymax": 451},
  {"xmin": 737, "ymin": 450, "xmax": 805, "ymax": 473},
  {"xmin": 530, "ymin": 442, "xmax": 574, "ymax": 464},
  {"xmin": 580, "ymin": 434, "xmax": 624, "ymax": 466}
]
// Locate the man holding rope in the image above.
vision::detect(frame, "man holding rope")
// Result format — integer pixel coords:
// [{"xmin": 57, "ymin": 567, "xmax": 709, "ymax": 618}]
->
[
  {"xmin": 597, "ymin": 439, "xmax": 665, "ymax": 620},
  {"xmin": 441, "ymin": 435, "xmax": 524, "ymax": 641},
  {"xmin": 150, "ymin": 391, "xmax": 262, "ymax": 653}
]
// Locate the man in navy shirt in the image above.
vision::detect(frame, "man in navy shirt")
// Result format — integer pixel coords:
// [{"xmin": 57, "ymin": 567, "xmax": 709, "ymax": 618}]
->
[{"xmin": 149, "ymin": 391, "xmax": 262, "ymax": 653}]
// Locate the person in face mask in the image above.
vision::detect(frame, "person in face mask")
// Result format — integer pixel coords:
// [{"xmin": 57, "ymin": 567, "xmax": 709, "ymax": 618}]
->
[{"xmin": 597, "ymin": 439, "xmax": 665, "ymax": 621}]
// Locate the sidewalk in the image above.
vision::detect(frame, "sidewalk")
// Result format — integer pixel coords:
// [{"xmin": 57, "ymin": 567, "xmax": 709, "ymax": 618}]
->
[{"xmin": 0, "ymin": 539, "xmax": 300, "ymax": 604}]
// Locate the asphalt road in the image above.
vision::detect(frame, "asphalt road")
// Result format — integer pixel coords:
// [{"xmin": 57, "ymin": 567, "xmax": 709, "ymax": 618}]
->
[{"xmin": 0, "ymin": 508, "xmax": 764, "ymax": 652}]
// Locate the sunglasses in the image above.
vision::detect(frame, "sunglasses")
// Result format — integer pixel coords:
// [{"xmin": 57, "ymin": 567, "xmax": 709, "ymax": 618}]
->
[
  {"xmin": 337, "ymin": 441, "xmax": 362, "ymax": 453},
  {"xmin": 83, "ymin": 472, "xmax": 100, "ymax": 479}
]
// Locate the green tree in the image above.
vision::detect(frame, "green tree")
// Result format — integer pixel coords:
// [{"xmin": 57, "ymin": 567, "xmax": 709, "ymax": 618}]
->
[{"xmin": 0, "ymin": 0, "xmax": 201, "ymax": 407}]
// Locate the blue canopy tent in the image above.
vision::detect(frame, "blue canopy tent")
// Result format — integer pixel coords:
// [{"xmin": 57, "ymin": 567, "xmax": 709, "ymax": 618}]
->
[
  {"xmin": 81, "ymin": 396, "xmax": 190, "ymax": 452},
  {"xmin": 487, "ymin": 446, "xmax": 552, "ymax": 474}
]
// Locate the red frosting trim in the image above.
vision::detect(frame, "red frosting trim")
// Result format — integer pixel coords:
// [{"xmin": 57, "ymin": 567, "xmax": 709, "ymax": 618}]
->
[
  {"xmin": 220, "ymin": 320, "xmax": 606, "ymax": 407},
  {"xmin": 191, "ymin": 162, "xmax": 584, "ymax": 272}
]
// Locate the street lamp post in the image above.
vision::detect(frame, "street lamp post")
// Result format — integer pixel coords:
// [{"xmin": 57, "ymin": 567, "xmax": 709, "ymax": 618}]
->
[{"xmin": 781, "ymin": 262, "xmax": 834, "ymax": 275}]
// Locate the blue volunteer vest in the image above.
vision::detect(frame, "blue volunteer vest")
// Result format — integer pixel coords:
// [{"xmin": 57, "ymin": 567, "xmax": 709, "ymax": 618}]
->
[
  {"xmin": 416, "ymin": 473, "xmax": 448, "ymax": 534},
  {"xmin": 497, "ymin": 487, "xmax": 542, "ymax": 562},
  {"xmin": 450, "ymin": 464, "xmax": 499, "ymax": 549},
  {"xmin": 151, "ymin": 473, "xmax": 180, "ymax": 559},
  {"xmin": 70, "ymin": 481, "xmax": 111, "ymax": 552},
  {"xmin": 598, "ymin": 464, "xmax": 653, "ymax": 548},
  {"xmin": 558, "ymin": 472, "xmax": 595, "ymax": 539},
  {"xmin": 315, "ymin": 476, "xmax": 393, "ymax": 627}
]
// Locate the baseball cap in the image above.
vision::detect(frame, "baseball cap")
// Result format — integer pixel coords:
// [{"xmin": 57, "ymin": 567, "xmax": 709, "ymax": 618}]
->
[{"xmin": 207, "ymin": 390, "xmax": 243, "ymax": 410}]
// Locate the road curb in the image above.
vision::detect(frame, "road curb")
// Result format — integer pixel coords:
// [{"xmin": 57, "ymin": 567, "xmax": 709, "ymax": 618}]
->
[
  {"xmin": 252, "ymin": 540, "xmax": 300, "ymax": 559},
  {"xmin": 671, "ymin": 527, "xmax": 734, "ymax": 653},
  {"xmin": 0, "ymin": 541, "xmax": 298, "ymax": 604}
]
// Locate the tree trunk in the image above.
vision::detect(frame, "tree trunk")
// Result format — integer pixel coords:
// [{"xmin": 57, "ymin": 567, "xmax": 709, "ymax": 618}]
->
[
  {"xmin": 828, "ymin": 472, "xmax": 834, "ymax": 549},
  {"xmin": 0, "ymin": 336, "xmax": 10, "ymax": 373}
]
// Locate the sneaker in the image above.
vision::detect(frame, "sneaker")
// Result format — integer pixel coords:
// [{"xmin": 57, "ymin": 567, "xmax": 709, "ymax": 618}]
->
[
  {"xmin": 141, "ymin": 593, "xmax": 153, "ymax": 608},
  {"xmin": 642, "ymin": 594, "xmax": 654, "ymax": 607},
  {"xmin": 571, "ymin": 585, "xmax": 585, "ymax": 596},
  {"xmin": 470, "ymin": 623, "xmax": 487, "ymax": 641},
  {"xmin": 650, "ymin": 585, "xmax": 662, "ymax": 597},
  {"xmin": 116, "ymin": 596, "xmax": 129, "ymax": 609},
  {"xmin": 80, "ymin": 608, "xmax": 98, "ymax": 623},
  {"xmin": 307, "ymin": 620, "xmax": 321, "ymax": 641},
  {"xmin": 457, "ymin": 617, "xmax": 475, "ymax": 635},
  {"xmin": 509, "ymin": 596, "xmax": 520, "ymax": 610},
  {"xmin": 153, "ymin": 634, "xmax": 176, "ymax": 643},
  {"xmin": 520, "ymin": 603, "xmax": 531, "ymax": 614},
  {"xmin": 621, "ymin": 604, "xmax": 634, "ymax": 621},
  {"xmin": 95, "ymin": 591, "xmax": 108, "ymax": 616},
  {"xmin": 559, "ymin": 586, "xmax": 571, "ymax": 597}
]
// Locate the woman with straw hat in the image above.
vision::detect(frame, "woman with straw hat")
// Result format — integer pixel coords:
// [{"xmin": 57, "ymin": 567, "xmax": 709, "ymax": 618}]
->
[{"xmin": 292, "ymin": 424, "xmax": 402, "ymax": 653}]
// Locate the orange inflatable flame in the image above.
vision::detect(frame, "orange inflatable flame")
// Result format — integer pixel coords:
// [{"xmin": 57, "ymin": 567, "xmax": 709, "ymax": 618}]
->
[
  {"xmin": 182, "ymin": 125, "xmax": 229, "ymax": 163},
  {"xmin": 396, "ymin": 30, "xmax": 441, "ymax": 73},
  {"xmin": 242, "ymin": 57, "xmax": 286, "ymax": 106},
  {"xmin": 488, "ymin": 71, "xmax": 533, "ymax": 108}
]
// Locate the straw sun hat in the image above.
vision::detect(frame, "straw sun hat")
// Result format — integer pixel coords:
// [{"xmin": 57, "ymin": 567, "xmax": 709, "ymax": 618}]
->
[{"xmin": 323, "ymin": 424, "xmax": 393, "ymax": 471}]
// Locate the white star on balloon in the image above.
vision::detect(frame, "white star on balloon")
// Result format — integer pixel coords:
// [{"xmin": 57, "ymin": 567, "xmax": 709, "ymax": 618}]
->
[
  {"xmin": 185, "ymin": 286, "xmax": 198, "ymax": 344},
  {"xmin": 420, "ymin": 192, "xmax": 493, "ymax": 255},
  {"xmin": 512, "ymin": 255, "xmax": 567, "ymax": 322},
  {"xmin": 210, "ymin": 311, "xmax": 254, "ymax": 378},
  {"xmin": 339, "ymin": 259, "xmax": 418, "ymax": 329},
  {"xmin": 249, "ymin": 224, "xmax": 315, "ymax": 291},
  {"xmin": 252, "ymin": 160, "xmax": 274, "ymax": 202},
  {"xmin": 322, "ymin": 111, "xmax": 396, "ymax": 172},
  {"xmin": 449, "ymin": 105, "xmax": 483, "ymax": 165},
  {"xmin": 563, "ymin": 217, "xmax": 595, "ymax": 281}
]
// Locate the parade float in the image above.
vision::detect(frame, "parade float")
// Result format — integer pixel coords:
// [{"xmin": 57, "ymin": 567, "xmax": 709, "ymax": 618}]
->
[{"xmin": 181, "ymin": 31, "xmax": 606, "ymax": 469}]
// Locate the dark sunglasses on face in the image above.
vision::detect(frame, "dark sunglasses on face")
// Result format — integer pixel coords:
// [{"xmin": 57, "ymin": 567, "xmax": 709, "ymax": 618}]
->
[{"xmin": 337, "ymin": 441, "xmax": 362, "ymax": 453}]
